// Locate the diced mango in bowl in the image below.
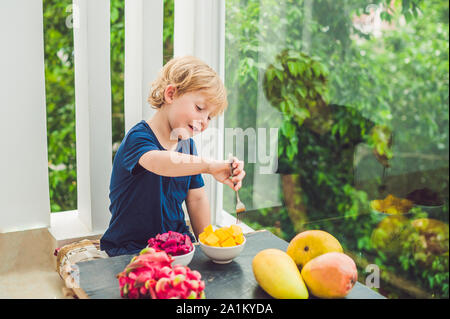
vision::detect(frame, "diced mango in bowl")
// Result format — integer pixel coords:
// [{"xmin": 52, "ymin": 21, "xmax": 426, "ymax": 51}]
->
[{"xmin": 198, "ymin": 224, "xmax": 244, "ymax": 247}]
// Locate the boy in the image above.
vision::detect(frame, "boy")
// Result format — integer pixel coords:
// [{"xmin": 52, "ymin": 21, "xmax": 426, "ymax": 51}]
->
[{"xmin": 100, "ymin": 56, "xmax": 245, "ymax": 257}]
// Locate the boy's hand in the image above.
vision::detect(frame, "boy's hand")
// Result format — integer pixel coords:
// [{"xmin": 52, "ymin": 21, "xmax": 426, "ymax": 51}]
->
[{"xmin": 208, "ymin": 157, "xmax": 245, "ymax": 191}]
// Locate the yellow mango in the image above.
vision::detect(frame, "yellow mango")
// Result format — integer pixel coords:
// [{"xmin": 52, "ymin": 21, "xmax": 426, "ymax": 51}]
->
[
  {"xmin": 229, "ymin": 225, "xmax": 243, "ymax": 237},
  {"xmin": 203, "ymin": 224, "xmax": 214, "ymax": 235},
  {"xmin": 223, "ymin": 226, "xmax": 235, "ymax": 237},
  {"xmin": 221, "ymin": 237, "xmax": 236, "ymax": 247},
  {"xmin": 234, "ymin": 234, "xmax": 245, "ymax": 245},
  {"xmin": 200, "ymin": 224, "xmax": 245, "ymax": 247},
  {"xmin": 198, "ymin": 232, "xmax": 207, "ymax": 244},
  {"xmin": 252, "ymin": 249, "xmax": 308, "ymax": 299},
  {"xmin": 301, "ymin": 252, "xmax": 357, "ymax": 298},
  {"xmin": 204, "ymin": 233, "xmax": 220, "ymax": 246},
  {"xmin": 286, "ymin": 230, "xmax": 343, "ymax": 269},
  {"xmin": 215, "ymin": 228, "xmax": 230, "ymax": 242}
]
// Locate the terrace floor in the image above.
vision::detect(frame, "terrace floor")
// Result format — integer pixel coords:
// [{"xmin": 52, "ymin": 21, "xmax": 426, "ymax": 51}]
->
[{"xmin": 0, "ymin": 228, "xmax": 67, "ymax": 299}]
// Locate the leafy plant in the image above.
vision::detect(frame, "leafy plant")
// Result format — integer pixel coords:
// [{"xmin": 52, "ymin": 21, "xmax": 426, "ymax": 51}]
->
[
  {"xmin": 43, "ymin": 0, "xmax": 77, "ymax": 212},
  {"xmin": 225, "ymin": 0, "xmax": 448, "ymax": 298},
  {"xmin": 263, "ymin": 49, "xmax": 332, "ymax": 161}
]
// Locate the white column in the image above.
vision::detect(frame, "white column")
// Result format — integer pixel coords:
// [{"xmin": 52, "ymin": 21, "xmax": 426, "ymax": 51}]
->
[
  {"xmin": 124, "ymin": 0, "xmax": 164, "ymax": 133},
  {"xmin": 252, "ymin": 0, "xmax": 285, "ymax": 210},
  {"xmin": 73, "ymin": 0, "xmax": 112, "ymax": 233},
  {"xmin": 174, "ymin": 0, "xmax": 226, "ymax": 225},
  {"xmin": 0, "ymin": 1, "xmax": 51, "ymax": 233}
]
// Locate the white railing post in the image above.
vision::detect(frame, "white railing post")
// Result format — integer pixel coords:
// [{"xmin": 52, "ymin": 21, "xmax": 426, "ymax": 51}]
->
[
  {"xmin": 174, "ymin": 0, "xmax": 226, "ymax": 226},
  {"xmin": 0, "ymin": 0, "xmax": 50, "ymax": 233},
  {"xmin": 73, "ymin": 0, "xmax": 112, "ymax": 233},
  {"xmin": 124, "ymin": 0, "xmax": 163, "ymax": 133}
]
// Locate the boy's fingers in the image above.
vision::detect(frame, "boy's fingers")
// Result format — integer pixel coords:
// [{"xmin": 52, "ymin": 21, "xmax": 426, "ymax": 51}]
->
[
  {"xmin": 228, "ymin": 157, "xmax": 244, "ymax": 186},
  {"xmin": 232, "ymin": 171, "xmax": 245, "ymax": 184},
  {"xmin": 231, "ymin": 157, "xmax": 243, "ymax": 168},
  {"xmin": 223, "ymin": 178, "xmax": 235, "ymax": 190},
  {"xmin": 234, "ymin": 170, "xmax": 246, "ymax": 182}
]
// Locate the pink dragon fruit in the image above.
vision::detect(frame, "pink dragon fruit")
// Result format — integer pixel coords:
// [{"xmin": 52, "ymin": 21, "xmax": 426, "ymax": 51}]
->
[
  {"xmin": 154, "ymin": 264, "xmax": 206, "ymax": 299},
  {"xmin": 147, "ymin": 231, "xmax": 193, "ymax": 256},
  {"xmin": 116, "ymin": 247, "xmax": 205, "ymax": 299}
]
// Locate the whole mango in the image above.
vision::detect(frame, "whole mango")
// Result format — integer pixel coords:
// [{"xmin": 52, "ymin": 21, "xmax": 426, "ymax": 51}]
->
[
  {"xmin": 286, "ymin": 230, "xmax": 343, "ymax": 269},
  {"xmin": 252, "ymin": 249, "xmax": 309, "ymax": 299},
  {"xmin": 301, "ymin": 252, "xmax": 357, "ymax": 298}
]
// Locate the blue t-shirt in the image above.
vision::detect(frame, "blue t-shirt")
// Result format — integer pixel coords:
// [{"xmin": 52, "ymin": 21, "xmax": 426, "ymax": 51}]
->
[{"xmin": 100, "ymin": 120, "xmax": 205, "ymax": 257}]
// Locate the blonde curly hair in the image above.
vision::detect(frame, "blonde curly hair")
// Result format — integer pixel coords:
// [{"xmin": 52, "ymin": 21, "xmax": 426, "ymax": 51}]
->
[{"xmin": 148, "ymin": 55, "xmax": 228, "ymax": 118}]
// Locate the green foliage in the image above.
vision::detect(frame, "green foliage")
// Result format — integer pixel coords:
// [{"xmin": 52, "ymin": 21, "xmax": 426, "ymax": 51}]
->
[
  {"xmin": 110, "ymin": 0, "xmax": 125, "ymax": 159},
  {"xmin": 368, "ymin": 125, "xmax": 393, "ymax": 161},
  {"xmin": 263, "ymin": 49, "xmax": 331, "ymax": 161},
  {"xmin": 163, "ymin": 0, "xmax": 174, "ymax": 64},
  {"xmin": 43, "ymin": 0, "xmax": 76, "ymax": 212},
  {"xmin": 225, "ymin": 0, "xmax": 449, "ymax": 298}
]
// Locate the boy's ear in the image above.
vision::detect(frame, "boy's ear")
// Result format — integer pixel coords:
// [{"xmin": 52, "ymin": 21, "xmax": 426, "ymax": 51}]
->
[{"xmin": 164, "ymin": 85, "xmax": 177, "ymax": 103}]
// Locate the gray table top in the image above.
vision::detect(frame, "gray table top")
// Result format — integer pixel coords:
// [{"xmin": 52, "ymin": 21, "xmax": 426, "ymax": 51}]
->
[{"xmin": 76, "ymin": 230, "xmax": 385, "ymax": 299}]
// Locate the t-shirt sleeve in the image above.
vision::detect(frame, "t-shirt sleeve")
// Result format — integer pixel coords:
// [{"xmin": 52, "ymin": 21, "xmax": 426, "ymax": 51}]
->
[
  {"xmin": 122, "ymin": 130, "xmax": 160, "ymax": 175},
  {"xmin": 189, "ymin": 138, "xmax": 205, "ymax": 189}
]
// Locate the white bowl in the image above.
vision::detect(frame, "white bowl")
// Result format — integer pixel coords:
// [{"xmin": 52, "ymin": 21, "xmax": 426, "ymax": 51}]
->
[
  {"xmin": 171, "ymin": 245, "xmax": 195, "ymax": 266},
  {"xmin": 199, "ymin": 236, "xmax": 246, "ymax": 264}
]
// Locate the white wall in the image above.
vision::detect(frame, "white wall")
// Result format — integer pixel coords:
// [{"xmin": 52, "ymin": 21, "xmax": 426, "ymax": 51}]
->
[
  {"xmin": 73, "ymin": 0, "xmax": 112, "ymax": 233},
  {"xmin": 0, "ymin": 1, "xmax": 51, "ymax": 233},
  {"xmin": 124, "ymin": 0, "xmax": 163, "ymax": 132}
]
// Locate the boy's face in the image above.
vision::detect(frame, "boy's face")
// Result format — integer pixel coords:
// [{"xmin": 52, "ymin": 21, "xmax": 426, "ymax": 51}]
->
[{"xmin": 165, "ymin": 87, "xmax": 214, "ymax": 140}]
